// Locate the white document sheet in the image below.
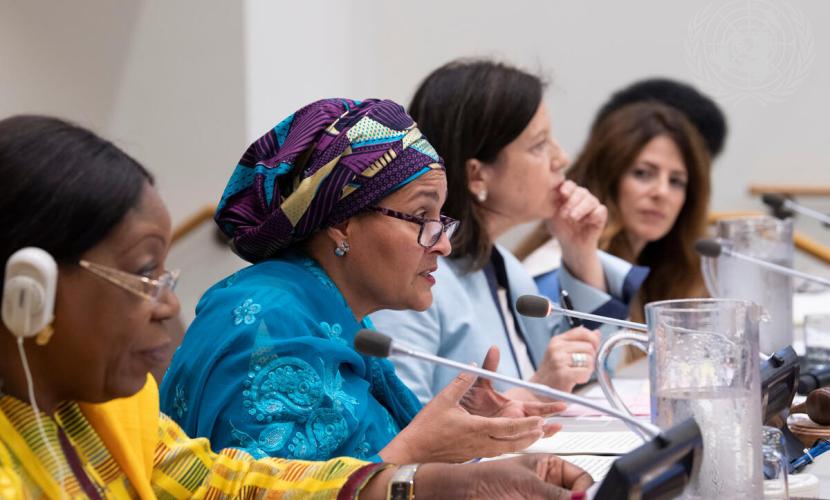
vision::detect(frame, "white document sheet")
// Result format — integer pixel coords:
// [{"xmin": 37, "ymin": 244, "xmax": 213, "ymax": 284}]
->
[
  {"xmin": 522, "ymin": 431, "xmax": 644, "ymax": 455},
  {"xmin": 562, "ymin": 455, "xmax": 618, "ymax": 482},
  {"xmin": 476, "ymin": 453, "xmax": 617, "ymax": 483}
]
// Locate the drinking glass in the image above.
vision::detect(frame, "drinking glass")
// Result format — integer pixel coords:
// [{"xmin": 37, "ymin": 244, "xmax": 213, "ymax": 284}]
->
[
  {"xmin": 701, "ymin": 216, "xmax": 794, "ymax": 353},
  {"xmin": 762, "ymin": 426, "xmax": 789, "ymax": 499},
  {"xmin": 804, "ymin": 314, "xmax": 830, "ymax": 370}
]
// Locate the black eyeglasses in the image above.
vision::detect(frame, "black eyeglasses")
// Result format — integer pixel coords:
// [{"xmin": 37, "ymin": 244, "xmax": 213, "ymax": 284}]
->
[{"xmin": 369, "ymin": 207, "xmax": 460, "ymax": 249}]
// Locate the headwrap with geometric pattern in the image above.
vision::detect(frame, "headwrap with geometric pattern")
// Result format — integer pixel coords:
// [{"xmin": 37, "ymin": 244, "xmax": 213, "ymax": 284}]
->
[{"xmin": 215, "ymin": 98, "xmax": 443, "ymax": 263}]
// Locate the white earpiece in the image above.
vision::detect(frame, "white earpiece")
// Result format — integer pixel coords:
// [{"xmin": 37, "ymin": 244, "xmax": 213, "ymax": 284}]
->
[
  {"xmin": 2, "ymin": 247, "xmax": 65, "ymax": 498},
  {"xmin": 2, "ymin": 247, "xmax": 57, "ymax": 338}
]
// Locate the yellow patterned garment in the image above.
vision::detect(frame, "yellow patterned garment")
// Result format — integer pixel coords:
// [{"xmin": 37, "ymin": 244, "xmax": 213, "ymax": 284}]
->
[{"xmin": 0, "ymin": 376, "xmax": 380, "ymax": 499}]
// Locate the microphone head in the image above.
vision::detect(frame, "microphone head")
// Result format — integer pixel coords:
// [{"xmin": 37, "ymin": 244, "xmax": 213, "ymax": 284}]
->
[
  {"xmin": 761, "ymin": 192, "xmax": 786, "ymax": 210},
  {"xmin": 694, "ymin": 238, "xmax": 723, "ymax": 258},
  {"xmin": 516, "ymin": 294, "xmax": 552, "ymax": 318},
  {"xmin": 354, "ymin": 329, "xmax": 393, "ymax": 358}
]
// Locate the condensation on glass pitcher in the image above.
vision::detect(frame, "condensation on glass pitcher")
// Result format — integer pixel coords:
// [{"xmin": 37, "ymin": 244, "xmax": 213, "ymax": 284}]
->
[{"xmin": 753, "ymin": 305, "xmax": 771, "ymax": 324}]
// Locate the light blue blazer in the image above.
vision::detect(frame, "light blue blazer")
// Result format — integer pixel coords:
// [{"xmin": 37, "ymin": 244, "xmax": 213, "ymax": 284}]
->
[{"xmin": 370, "ymin": 245, "xmax": 645, "ymax": 403}]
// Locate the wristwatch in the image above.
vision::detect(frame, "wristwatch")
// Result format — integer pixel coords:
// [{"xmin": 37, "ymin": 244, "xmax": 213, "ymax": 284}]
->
[{"xmin": 387, "ymin": 463, "xmax": 420, "ymax": 500}]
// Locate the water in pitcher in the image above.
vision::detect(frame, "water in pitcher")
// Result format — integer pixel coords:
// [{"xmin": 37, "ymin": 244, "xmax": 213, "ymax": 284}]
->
[
  {"xmin": 716, "ymin": 253, "xmax": 793, "ymax": 353},
  {"xmin": 655, "ymin": 387, "xmax": 763, "ymax": 498}
]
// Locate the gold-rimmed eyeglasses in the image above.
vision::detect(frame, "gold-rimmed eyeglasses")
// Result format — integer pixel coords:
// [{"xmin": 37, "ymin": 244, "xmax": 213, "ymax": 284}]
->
[{"xmin": 79, "ymin": 260, "xmax": 180, "ymax": 302}]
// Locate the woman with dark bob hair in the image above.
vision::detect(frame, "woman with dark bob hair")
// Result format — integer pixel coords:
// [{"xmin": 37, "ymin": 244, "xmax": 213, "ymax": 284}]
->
[
  {"xmin": 0, "ymin": 114, "xmax": 592, "ymax": 498},
  {"xmin": 522, "ymin": 102, "xmax": 711, "ymax": 322},
  {"xmin": 372, "ymin": 60, "xmax": 647, "ymax": 402}
]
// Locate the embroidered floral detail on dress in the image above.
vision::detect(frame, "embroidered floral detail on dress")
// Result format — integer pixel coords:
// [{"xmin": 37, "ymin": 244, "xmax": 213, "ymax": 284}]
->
[
  {"xmin": 243, "ymin": 358, "xmax": 324, "ymax": 422},
  {"xmin": 354, "ymin": 438, "xmax": 371, "ymax": 460},
  {"xmin": 235, "ymin": 356, "xmax": 357, "ymax": 459},
  {"xmin": 172, "ymin": 384, "xmax": 188, "ymax": 420},
  {"xmin": 288, "ymin": 431, "xmax": 315, "ymax": 459},
  {"xmin": 321, "ymin": 363, "xmax": 359, "ymax": 419},
  {"xmin": 299, "ymin": 257, "xmax": 335, "ymax": 289},
  {"xmin": 367, "ymin": 359, "xmax": 386, "ymax": 400},
  {"xmin": 382, "ymin": 409, "xmax": 400, "ymax": 437},
  {"xmin": 230, "ymin": 419, "xmax": 294, "ymax": 458},
  {"xmin": 366, "ymin": 358, "xmax": 413, "ymax": 435},
  {"xmin": 233, "ymin": 298, "xmax": 262, "ymax": 325},
  {"xmin": 308, "ymin": 408, "xmax": 349, "ymax": 456},
  {"xmin": 257, "ymin": 421, "xmax": 294, "ymax": 451},
  {"xmin": 319, "ymin": 322, "xmax": 346, "ymax": 345},
  {"xmin": 224, "ymin": 272, "xmax": 239, "ymax": 287}
]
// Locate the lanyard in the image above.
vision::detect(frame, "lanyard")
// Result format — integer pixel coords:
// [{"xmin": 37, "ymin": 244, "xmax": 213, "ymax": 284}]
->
[
  {"xmin": 57, "ymin": 426, "xmax": 105, "ymax": 499},
  {"xmin": 483, "ymin": 250, "xmax": 537, "ymax": 373}
]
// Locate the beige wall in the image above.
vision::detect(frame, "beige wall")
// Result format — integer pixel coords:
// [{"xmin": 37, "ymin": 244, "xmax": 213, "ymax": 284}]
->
[
  {"xmin": 1, "ymin": 0, "xmax": 246, "ymax": 225},
  {"xmin": 4, "ymin": 0, "xmax": 830, "ymax": 319},
  {"xmin": 1, "ymin": 0, "xmax": 247, "ymax": 321},
  {"xmin": 244, "ymin": 0, "xmax": 830, "ymax": 251}
]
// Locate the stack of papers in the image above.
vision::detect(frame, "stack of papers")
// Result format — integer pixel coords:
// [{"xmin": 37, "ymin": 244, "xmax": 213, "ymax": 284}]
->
[
  {"xmin": 794, "ymin": 290, "xmax": 830, "ymax": 325},
  {"xmin": 522, "ymin": 431, "xmax": 644, "ymax": 455},
  {"xmin": 561, "ymin": 455, "xmax": 618, "ymax": 482},
  {"xmin": 482, "ymin": 376, "xmax": 653, "ymax": 483},
  {"xmin": 560, "ymin": 379, "xmax": 650, "ymax": 417},
  {"xmin": 485, "ymin": 453, "xmax": 619, "ymax": 482},
  {"xmin": 497, "ymin": 430, "xmax": 646, "ymax": 482}
]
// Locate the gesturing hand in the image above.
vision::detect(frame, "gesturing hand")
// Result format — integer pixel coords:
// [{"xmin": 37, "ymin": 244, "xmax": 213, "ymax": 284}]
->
[
  {"xmin": 461, "ymin": 346, "xmax": 564, "ymax": 438},
  {"xmin": 379, "ymin": 354, "xmax": 554, "ymax": 464}
]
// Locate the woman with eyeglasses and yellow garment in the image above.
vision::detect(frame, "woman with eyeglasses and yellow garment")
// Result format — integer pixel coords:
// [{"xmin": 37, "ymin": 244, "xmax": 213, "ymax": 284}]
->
[
  {"xmin": 0, "ymin": 114, "xmax": 592, "ymax": 498},
  {"xmin": 159, "ymin": 98, "xmax": 569, "ymax": 466}
]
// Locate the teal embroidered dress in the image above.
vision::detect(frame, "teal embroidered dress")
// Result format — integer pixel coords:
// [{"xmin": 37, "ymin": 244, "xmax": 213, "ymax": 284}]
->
[{"xmin": 159, "ymin": 253, "xmax": 422, "ymax": 462}]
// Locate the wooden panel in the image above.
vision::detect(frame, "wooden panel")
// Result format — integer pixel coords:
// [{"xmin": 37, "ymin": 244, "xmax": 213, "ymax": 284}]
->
[
  {"xmin": 709, "ymin": 210, "xmax": 830, "ymax": 265},
  {"xmin": 171, "ymin": 205, "xmax": 217, "ymax": 244},
  {"xmin": 748, "ymin": 185, "xmax": 830, "ymax": 197}
]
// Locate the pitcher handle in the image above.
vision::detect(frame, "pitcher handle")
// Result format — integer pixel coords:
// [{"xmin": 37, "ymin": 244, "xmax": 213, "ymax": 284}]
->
[
  {"xmin": 596, "ymin": 330, "xmax": 649, "ymax": 417},
  {"xmin": 700, "ymin": 255, "xmax": 722, "ymax": 297}
]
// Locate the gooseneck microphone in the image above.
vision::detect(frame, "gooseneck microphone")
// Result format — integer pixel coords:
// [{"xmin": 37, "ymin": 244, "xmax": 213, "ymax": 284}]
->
[
  {"xmin": 354, "ymin": 329, "xmax": 661, "ymax": 440},
  {"xmin": 695, "ymin": 238, "xmax": 830, "ymax": 288},
  {"xmin": 515, "ymin": 294, "xmax": 647, "ymax": 331},
  {"xmin": 516, "ymin": 294, "xmax": 773, "ymax": 369},
  {"xmin": 762, "ymin": 193, "xmax": 830, "ymax": 226},
  {"xmin": 356, "ymin": 330, "xmax": 705, "ymax": 499}
]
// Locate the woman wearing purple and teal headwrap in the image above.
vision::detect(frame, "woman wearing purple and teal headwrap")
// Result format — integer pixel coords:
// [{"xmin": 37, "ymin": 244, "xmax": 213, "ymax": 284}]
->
[{"xmin": 160, "ymin": 98, "xmax": 564, "ymax": 464}]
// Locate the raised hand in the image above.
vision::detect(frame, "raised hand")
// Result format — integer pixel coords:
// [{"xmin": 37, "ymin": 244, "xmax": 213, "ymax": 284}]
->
[
  {"xmin": 460, "ymin": 346, "xmax": 564, "ymax": 437},
  {"xmin": 546, "ymin": 180, "xmax": 607, "ymax": 291},
  {"xmin": 379, "ymin": 363, "xmax": 549, "ymax": 464}
]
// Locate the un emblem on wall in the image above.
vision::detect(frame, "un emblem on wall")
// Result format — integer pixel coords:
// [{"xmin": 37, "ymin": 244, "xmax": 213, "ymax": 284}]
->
[{"xmin": 685, "ymin": 0, "xmax": 815, "ymax": 105}]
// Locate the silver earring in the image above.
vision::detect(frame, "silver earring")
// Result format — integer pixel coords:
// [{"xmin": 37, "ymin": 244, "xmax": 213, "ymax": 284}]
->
[
  {"xmin": 334, "ymin": 240, "xmax": 350, "ymax": 257},
  {"xmin": 477, "ymin": 190, "xmax": 487, "ymax": 202}
]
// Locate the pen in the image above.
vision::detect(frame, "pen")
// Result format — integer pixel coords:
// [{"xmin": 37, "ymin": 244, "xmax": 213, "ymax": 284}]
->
[
  {"xmin": 559, "ymin": 289, "xmax": 582, "ymax": 328},
  {"xmin": 789, "ymin": 438, "xmax": 830, "ymax": 473}
]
